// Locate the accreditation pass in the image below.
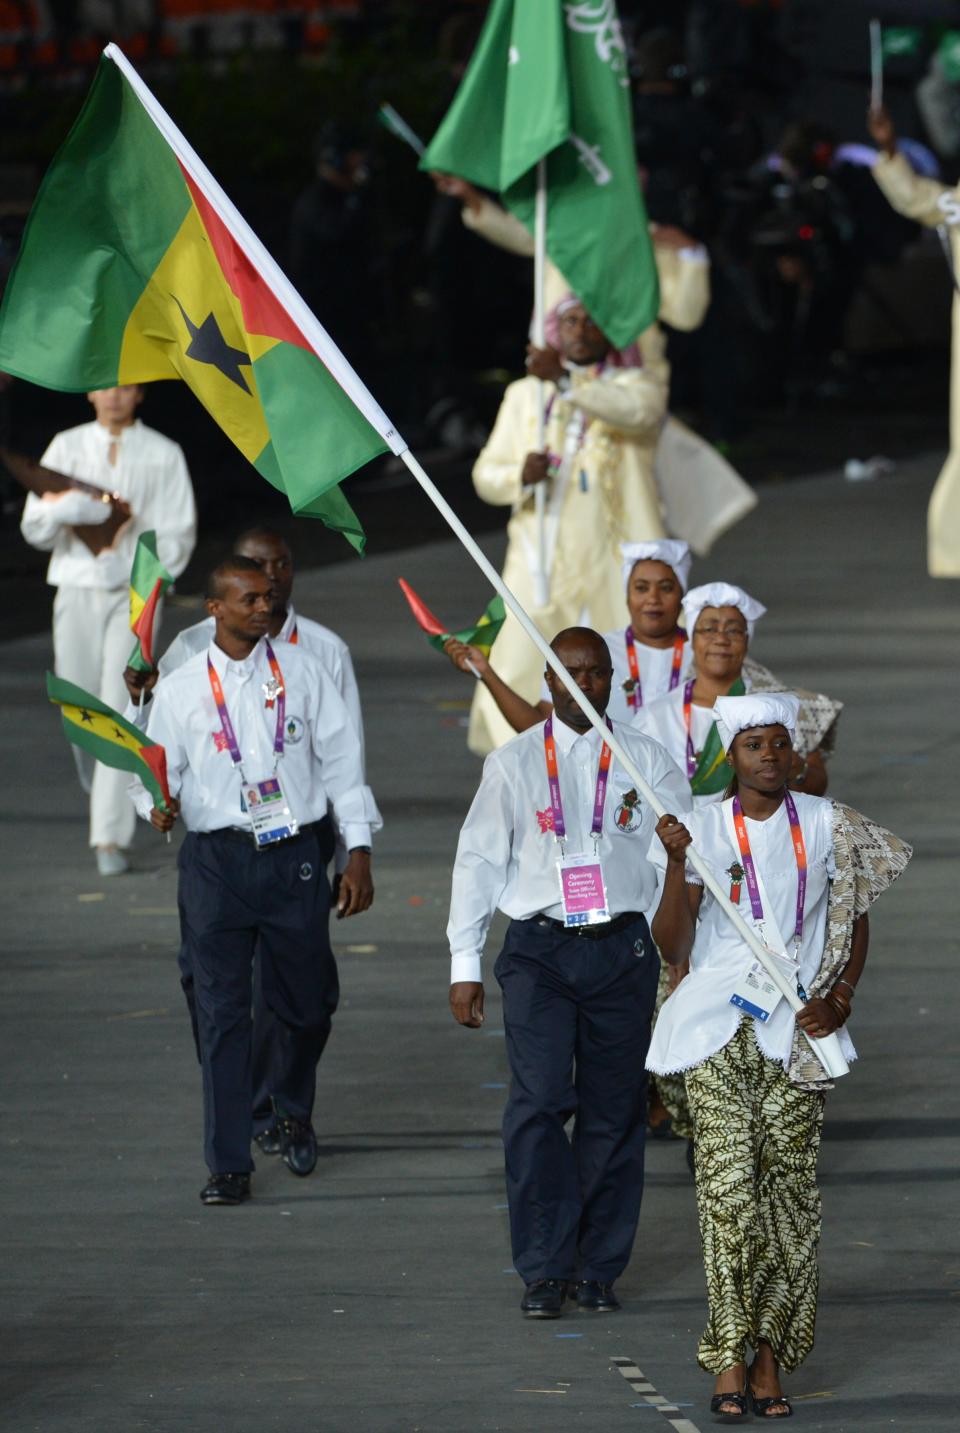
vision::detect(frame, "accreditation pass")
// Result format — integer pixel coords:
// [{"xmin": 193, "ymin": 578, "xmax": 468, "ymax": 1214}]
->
[
  {"xmin": 729, "ymin": 949, "xmax": 794, "ymax": 1023},
  {"xmin": 557, "ymin": 852, "xmax": 610, "ymax": 928},
  {"xmin": 241, "ymin": 770, "xmax": 299, "ymax": 848}
]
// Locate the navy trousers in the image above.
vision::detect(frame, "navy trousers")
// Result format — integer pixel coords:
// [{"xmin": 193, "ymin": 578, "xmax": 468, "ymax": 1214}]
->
[
  {"xmin": 494, "ymin": 915, "xmax": 658, "ymax": 1285},
  {"xmin": 178, "ymin": 821, "xmax": 339, "ymax": 1174}
]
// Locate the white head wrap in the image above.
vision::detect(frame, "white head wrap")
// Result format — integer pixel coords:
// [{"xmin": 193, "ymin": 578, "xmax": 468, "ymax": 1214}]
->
[
  {"xmin": 620, "ymin": 540, "xmax": 692, "ymax": 594},
  {"xmin": 713, "ymin": 693, "xmax": 800, "ymax": 752},
  {"xmin": 682, "ymin": 582, "xmax": 767, "ymax": 639}
]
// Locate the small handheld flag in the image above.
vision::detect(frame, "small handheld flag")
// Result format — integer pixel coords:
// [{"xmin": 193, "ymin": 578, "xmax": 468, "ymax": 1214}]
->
[
  {"xmin": 377, "ymin": 104, "xmax": 425, "ymax": 158},
  {"xmin": 128, "ymin": 529, "xmax": 173, "ymax": 672},
  {"xmin": 46, "ymin": 673, "xmax": 172, "ymax": 812},
  {"xmin": 398, "ymin": 578, "xmax": 505, "ymax": 656}
]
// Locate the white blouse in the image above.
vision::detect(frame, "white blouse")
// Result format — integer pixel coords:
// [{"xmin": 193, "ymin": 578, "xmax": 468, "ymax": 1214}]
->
[{"xmin": 646, "ymin": 792, "xmax": 857, "ymax": 1074}]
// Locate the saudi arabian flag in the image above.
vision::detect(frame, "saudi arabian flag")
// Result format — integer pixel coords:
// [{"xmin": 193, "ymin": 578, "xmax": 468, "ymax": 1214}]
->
[
  {"xmin": 128, "ymin": 530, "xmax": 172, "ymax": 672},
  {"xmin": 0, "ymin": 49, "xmax": 405, "ymax": 554},
  {"xmin": 881, "ymin": 26, "xmax": 924, "ymax": 60},
  {"xmin": 46, "ymin": 673, "xmax": 173, "ymax": 812},
  {"xmin": 421, "ymin": 0, "xmax": 658, "ymax": 348}
]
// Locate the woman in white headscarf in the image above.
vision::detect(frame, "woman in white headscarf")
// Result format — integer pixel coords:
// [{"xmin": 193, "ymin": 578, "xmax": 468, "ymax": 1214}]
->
[
  {"xmin": 649, "ymin": 694, "xmax": 910, "ymax": 1422},
  {"xmin": 444, "ymin": 539, "xmax": 693, "ymax": 729},
  {"xmin": 633, "ymin": 583, "xmax": 841, "ymax": 804}
]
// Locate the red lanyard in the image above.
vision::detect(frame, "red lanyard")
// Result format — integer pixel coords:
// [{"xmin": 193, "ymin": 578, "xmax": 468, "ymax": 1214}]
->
[
  {"xmin": 731, "ymin": 791, "xmax": 808, "ymax": 955},
  {"xmin": 624, "ymin": 628, "xmax": 685, "ymax": 712},
  {"xmin": 207, "ymin": 640, "xmax": 286, "ymax": 770},
  {"xmin": 543, "ymin": 715, "xmax": 613, "ymax": 843}
]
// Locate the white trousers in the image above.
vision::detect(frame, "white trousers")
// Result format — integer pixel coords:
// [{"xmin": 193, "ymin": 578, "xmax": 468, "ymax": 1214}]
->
[{"xmin": 53, "ymin": 585, "xmax": 139, "ymax": 849}]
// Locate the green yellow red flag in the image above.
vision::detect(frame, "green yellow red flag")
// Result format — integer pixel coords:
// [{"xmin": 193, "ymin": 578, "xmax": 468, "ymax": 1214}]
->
[
  {"xmin": 46, "ymin": 672, "xmax": 172, "ymax": 811},
  {"xmin": 128, "ymin": 529, "xmax": 172, "ymax": 672},
  {"xmin": 0, "ymin": 48, "xmax": 408, "ymax": 553},
  {"xmin": 398, "ymin": 578, "xmax": 506, "ymax": 656}
]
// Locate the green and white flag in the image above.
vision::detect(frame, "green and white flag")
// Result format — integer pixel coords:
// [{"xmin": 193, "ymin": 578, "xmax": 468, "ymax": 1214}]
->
[{"xmin": 420, "ymin": 0, "xmax": 658, "ymax": 348}]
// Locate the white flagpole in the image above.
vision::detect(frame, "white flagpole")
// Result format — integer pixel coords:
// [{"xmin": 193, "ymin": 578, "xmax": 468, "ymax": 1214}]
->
[
  {"xmin": 531, "ymin": 157, "xmax": 550, "ymax": 609},
  {"xmin": 103, "ymin": 46, "xmax": 844, "ymax": 1079}
]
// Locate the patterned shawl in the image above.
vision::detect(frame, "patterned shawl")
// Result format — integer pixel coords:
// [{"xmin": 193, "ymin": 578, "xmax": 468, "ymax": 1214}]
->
[{"xmin": 787, "ymin": 801, "xmax": 912, "ymax": 1089}]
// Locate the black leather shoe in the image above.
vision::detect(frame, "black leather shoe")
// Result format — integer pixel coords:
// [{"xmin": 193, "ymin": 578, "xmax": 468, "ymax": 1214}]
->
[
  {"xmin": 520, "ymin": 1279, "xmax": 568, "ymax": 1318},
  {"xmin": 276, "ymin": 1107, "xmax": 318, "ymax": 1176},
  {"xmin": 254, "ymin": 1123, "xmax": 281, "ymax": 1156},
  {"xmin": 200, "ymin": 1172, "xmax": 250, "ymax": 1206},
  {"xmin": 574, "ymin": 1280, "xmax": 621, "ymax": 1312}
]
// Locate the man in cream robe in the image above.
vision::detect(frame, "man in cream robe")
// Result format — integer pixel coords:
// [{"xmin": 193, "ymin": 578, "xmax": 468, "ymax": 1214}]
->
[
  {"xmin": 469, "ymin": 300, "xmax": 668, "ymax": 755},
  {"xmin": 870, "ymin": 106, "xmax": 960, "ymax": 577}
]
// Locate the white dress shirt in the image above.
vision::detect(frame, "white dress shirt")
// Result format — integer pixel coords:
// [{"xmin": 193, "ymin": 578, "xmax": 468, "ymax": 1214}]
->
[
  {"xmin": 646, "ymin": 793, "xmax": 856, "ymax": 1073},
  {"xmin": 129, "ymin": 637, "xmax": 380, "ymax": 848},
  {"xmin": 447, "ymin": 716, "xmax": 691, "ymax": 983},
  {"xmin": 20, "ymin": 419, "xmax": 196, "ymax": 589},
  {"xmin": 540, "ymin": 629, "xmax": 691, "ymax": 723},
  {"xmin": 155, "ymin": 605, "xmax": 364, "ymax": 763}
]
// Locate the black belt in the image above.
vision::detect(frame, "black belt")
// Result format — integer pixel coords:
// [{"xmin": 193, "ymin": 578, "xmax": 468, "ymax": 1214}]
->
[
  {"xmin": 527, "ymin": 910, "xmax": 644, "ymax": 941},
  {"xmin": 201, "ymin": 820, "xmax": 326, "ymax": 850}
]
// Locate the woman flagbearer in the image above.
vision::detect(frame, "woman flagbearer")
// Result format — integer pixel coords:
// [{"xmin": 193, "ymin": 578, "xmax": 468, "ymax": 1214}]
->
[
  {"xmin": 649, "ymin": 694, "xmax": 910, "ymax": 1421},
  {"xmin": 444, "ymin": 539, "xmax": 693, "ymax": 730}
]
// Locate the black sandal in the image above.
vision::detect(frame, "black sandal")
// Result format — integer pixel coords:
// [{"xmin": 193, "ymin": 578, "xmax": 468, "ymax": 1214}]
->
[
  {"xmin": 710, "ymin": 1389, "xmax": 750, "ymax": 1423},
  {"xmin": 750, "ymin": 1390, "xmax": 793, "ymax": 1419}
]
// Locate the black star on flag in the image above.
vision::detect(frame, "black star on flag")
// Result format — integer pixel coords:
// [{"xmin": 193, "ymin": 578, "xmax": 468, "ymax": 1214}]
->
[
  {"xmin": 173, "ymin": 297, "xmax": 252, "ymax": 393},
  {"xmin": 80, "ymin": 709, "xmax": 93, "ymax": 723}
]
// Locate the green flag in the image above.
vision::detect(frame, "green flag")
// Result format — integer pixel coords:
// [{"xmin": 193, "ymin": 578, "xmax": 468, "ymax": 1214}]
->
[
  {"xmin": 420, "ymin": 0, "xmax": 658, "ymax": 348},
  {"xmin": 939, "ymin": 31, "xmax": 960, "ymax": 83},
  {"xmin": 881, "ymin": 26, "xmax": 924, "ymax": 60}
]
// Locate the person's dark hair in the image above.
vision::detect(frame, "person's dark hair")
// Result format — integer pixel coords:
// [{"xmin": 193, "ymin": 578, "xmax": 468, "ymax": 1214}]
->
[
  {"xmin": 206, "ymin": 555, "xmax": 265, "ymax": 600},
  {"xmin": 232, "ymin": 525, "xmax": 289, "ymax": 552}
]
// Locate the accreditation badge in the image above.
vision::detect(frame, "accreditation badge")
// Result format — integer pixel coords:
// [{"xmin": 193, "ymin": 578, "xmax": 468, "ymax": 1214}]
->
[
  {"xmin": 557, "ymin": 852, "xmax": 609, "ymax": 928},
  {"xmin": 240, "ymin": 769, "xmax": 299, "ymax": 848},
  {"xmin": 729, "ymin": 949, "xmax": 794, "ymax": 1023}
]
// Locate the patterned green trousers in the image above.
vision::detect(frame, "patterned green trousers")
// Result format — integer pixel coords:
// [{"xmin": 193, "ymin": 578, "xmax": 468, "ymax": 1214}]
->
[{"xmin": 686, "ymin": 1019, "xmax": 826, "ymax": 1374}]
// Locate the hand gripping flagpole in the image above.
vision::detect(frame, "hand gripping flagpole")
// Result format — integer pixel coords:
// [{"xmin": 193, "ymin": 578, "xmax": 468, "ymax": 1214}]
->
[
  {"xmin": 104, "ymin": 45, "xmax": 846, "ymax": 1080},
  {"xmin": 531, "ymin": 157, "xmax": 550, "ymax": 609}
]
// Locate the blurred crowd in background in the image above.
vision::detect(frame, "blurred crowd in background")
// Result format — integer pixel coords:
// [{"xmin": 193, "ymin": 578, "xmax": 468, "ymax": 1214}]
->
[{"xmin": 2, "ymin": 0, "xmax": 960, "ymax": 532}]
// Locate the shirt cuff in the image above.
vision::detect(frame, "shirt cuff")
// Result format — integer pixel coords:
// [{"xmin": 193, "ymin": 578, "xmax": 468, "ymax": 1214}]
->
[
  {"xmin": 450, "ymin": 951, "xmax": 482, "ymax": 984},
  {"xmin": 340, "ymin": 822, "xmax": 372, "ymax": 851},
  {"xmin": 678, "ymin": 245, "xmax": 708, "ymax": 263}
]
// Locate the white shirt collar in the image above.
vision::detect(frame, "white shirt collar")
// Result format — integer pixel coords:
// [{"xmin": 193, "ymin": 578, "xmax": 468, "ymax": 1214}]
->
[
  {"xmin": 207, "ymin": 634, "xmax": 266, "ymax": 680},
  {"xmin": 90, "ymin": 417, "xmax": 142, "ymax": 447},
  {"xmin": 278, "ymin": 604, "xmax": 297, "ymax": 641},
  {"xmin": 551, "ymin": 713, "xmax": 607, "ymax": 753}
]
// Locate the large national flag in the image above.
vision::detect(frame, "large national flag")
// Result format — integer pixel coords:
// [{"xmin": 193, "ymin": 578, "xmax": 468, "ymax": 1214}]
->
[
  {"xmin": 420, "ymin": 0, "xmax": 658, "ymax": 347},
  {"xmin": 0, "ymin": 51, "xmax": 399, "ymax": 553},
  {"xmin": 398, "ymin": 578, "xmax": 506, "ymax": 656},
  {"xmin": 46, "ymin": 673, "xmax": 173, "ymax": 812},
  {"xmin": 128, "ymin": 530, "xmax": 172, "ymax": 672}
]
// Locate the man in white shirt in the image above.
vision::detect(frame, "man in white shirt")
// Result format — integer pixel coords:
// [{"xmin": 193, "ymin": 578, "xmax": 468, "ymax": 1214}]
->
[
  {"xmin": 448, "ymin": 628, "xmax": 689, "ymax": 1318},
  {"xmin": 131, "ymin": 557, "xmax": 381, "ymax": 1206},
  {"xmin": 123, "ymin": 526, "xmax": 366, "ymax": 1154},
  {"xmin": 21, "ymin": 384, "xmax": 196, "ymax": 875}
]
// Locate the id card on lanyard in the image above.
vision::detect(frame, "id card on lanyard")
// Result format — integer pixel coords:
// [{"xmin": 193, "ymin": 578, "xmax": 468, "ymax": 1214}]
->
[
  {"xmin": 543, "ymin": 716, "xmax": 612, "ymax": 926},
  {"xmin": 623, "ymin": 628, "xmax": 685, "ymax": 712},
  {"xmin": 207, "ymin": 640, "xmax": 299, "ymax": 848},
  {"xmin": 725, "ymin": 792, "xmax": 807, "ymax": 1021}
]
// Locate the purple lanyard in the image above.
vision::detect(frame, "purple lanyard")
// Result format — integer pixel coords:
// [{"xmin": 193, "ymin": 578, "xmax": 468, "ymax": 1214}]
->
[
  {"xmin": 731, "ymin": 790, "xmax": 808, "ymax": 947},
  {"xmin": 543, "ymin": 715, "xmax": 613, "ymax": 842},
  {"xmin": 683, "ymin": 679, "xmax": 698, "ymax": 779},
  {"xmin": 207, "ymin": 639, "xmax": 286, "ymax": 770}
]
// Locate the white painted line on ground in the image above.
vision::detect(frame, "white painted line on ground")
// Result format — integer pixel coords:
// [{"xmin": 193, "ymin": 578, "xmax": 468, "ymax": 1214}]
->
[{"xmin": 611, "ymin": 1356, "xmax": 702, "ymax": 1433}]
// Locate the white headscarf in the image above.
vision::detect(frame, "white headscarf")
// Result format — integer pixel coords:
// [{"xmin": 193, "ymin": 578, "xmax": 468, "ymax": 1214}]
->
[
  {"xmin": 682, "ymin": 581, "xmax": 767, "ymax": 639},
  {"xmin": 713, "ymin": 693, "xmax": 800, "ymax": 752},
  {"xmin": 620, "ymin": 540, "xmax": 692, "ymax": 594}
]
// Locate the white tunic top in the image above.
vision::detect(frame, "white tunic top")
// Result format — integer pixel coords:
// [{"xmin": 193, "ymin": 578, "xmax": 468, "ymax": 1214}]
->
[
  {"xmin": 20, "ymin": 419, "xmax": 196, "ymax": 589},
  {"xmin": 539, "ymin": 628, "xmax": 690, "ymax": 724},
  {"xmin": 156, "ymin": 605, "xmax": 364, "ymax": 765},
  {"xmin": 129, "ymin": 637, "xmax": 380, "ymax": 848},
  {"xmin": 447, "ymin": 717, "xmax": 691, "ymax": 983},
  {"xmin": 646, "ymin": 792, "xmax": 857, "ymax": 1073}
]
